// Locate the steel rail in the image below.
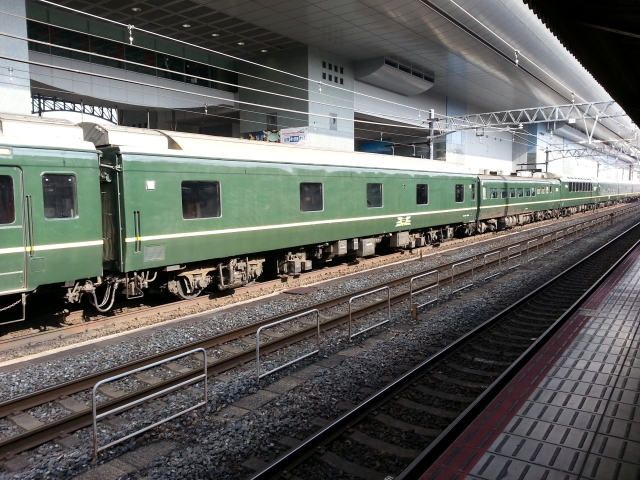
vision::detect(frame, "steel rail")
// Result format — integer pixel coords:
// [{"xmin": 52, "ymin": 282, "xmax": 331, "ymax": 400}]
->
[
  {"xmin": 0, "ymin": 208, "xmax": 633, "ymax": 417},
  {"xmin": 397, "ymin": 226, "xmax": 640, "ymax": 480},
  {"xmin": 250, "ymin": 219, "xmax": 640, "ymax": 480},
  {"xmin": 0, "ymin": 205, "xmax": 636, "ymax": 459}
]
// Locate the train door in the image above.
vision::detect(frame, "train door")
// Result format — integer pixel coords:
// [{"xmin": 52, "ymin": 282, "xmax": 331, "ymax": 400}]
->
[{"xmin": 0, "ymin": 166, "xmax": 26, "ymax": 293}]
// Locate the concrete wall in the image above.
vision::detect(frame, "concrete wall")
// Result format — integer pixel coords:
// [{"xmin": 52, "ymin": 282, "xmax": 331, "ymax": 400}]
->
[
  {"xmin": 238, "ymin": 46, "xmax": 355, "ymax": 151},
  {"xmin": 238, "ymin": 46, "xmax": 308, "ymax": 134},
  {"xmin": 307, "ymin": 46, "xmax": 354, "ymax": 151},
  {"xmin": 0, "ymin": 0, "xmax": 31, "ymax": 115},
  {"xmin": 354, "ymin": 81, "xmax": 446, "ymax": 124},
  {"xmin": 29, "ymin": 52, "xmax": 236, "ymax": 111}
]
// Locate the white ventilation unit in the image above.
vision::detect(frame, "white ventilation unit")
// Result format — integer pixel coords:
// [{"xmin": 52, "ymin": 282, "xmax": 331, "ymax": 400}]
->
[
  {"xmin": 80, "ymin": 123, "xmax": 168, "ymax": 149},
  {"xmin": 354, "ymin": 58, "xmax": 434, "ymax": 96}
]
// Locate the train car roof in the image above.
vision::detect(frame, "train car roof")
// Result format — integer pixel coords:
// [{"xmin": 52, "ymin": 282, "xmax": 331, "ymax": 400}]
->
[
  {"xmin": 478, "ymin": 173, "xmax": 560, "ymax": 181},
  {"xmin": 0, "ymin": 114, "xmax": 96, "ymax": 151},
  {"xmin": 80, "ymin": 122, "xmax": 476, "ymax": 175}
]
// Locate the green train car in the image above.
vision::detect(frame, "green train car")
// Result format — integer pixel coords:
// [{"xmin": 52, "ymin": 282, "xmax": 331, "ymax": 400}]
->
[{"xmin": 0, "ymin": 115, "xmax": 638, "ymax": 316}]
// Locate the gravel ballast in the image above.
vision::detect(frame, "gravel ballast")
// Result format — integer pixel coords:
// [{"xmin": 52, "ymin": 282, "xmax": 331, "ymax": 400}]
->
[{"xmin": 0, "ymin": 211, "xmax": 637, "ymax": 479}]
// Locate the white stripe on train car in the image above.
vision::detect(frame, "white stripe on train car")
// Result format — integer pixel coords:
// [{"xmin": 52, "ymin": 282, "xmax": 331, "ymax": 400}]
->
[
  {"xmin": 124, "ymin": 206, "xmax": 478, "ymax": 243},
  {"xmin": 0, "ymin": 240, "xmax": 103, "ymax": 255}
]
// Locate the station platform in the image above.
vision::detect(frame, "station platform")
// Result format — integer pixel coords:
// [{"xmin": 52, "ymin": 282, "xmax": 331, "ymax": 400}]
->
[{"xmin": 421, "ymin": 244, "xmax": 640, "ymax": 480}]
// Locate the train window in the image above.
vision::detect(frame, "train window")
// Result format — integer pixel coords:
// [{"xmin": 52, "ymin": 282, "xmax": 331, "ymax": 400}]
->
[
  {"xmin": 181, "ymin": 180, "xmax": 221, "ymax": 219},
  {"xmin": 509, "ymin": 188, "xmax": 515, "ymax": 198},
  {"xmin": 490, "ymin": 188, "xmax": 498, "ymax": 199},
  {"xmin": 501, "ymin": 189, "xmax": 507, "ymax": 199},
  {"xmin": 42, "ymin": 174, "xmax": 77, "ymax": 219},
  {"xmin": 455, "ymin": 184, "xmax": 464, "ymax": 203},
  {"xmin": 524, "ymin": 188, "xmax": 530, "ymax": 197},
  {"xmin": 531, "ymin": 188, "xmax": 535, "ymax": 197},
  {"xmin": 0, "ymin": 175, "xmax": 15, "ymax": 224},
  {"xmin": 366, "ymin": 183, "xmax": 383, "ymax": 208},
  {"xmin": 482, "ymin": 187, "xmax": 487, "ymax": 200},
  {"xmin": 300, "ymin": 182, "xmax": 323, "ymax": 212},
  {"xmin": 470, "ymin": 184, "xmax": 475, "ymax": 200},
  {"xmin": 517, "ymin": 188, "xmax": 524, "ymax": 198},
  {"xmin": 416, "ymin": 184, "xmax": 429, "ymax": 205}
]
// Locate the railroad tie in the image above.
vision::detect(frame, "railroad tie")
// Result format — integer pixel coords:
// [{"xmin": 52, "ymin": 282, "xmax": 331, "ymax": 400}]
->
[
  {"xmin": 133, "ymin": 372, "xmax": 162, "ymax": 385},
  {"xmin": 9, "ymin": 413, "xmax": 43, "ymax": 432}
]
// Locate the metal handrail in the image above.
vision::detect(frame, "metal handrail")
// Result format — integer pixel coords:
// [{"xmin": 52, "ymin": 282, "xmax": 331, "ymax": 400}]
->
[
  {"xmin": 507, "ymin": 244, "xmax": 522, "ymax": 269},
  {"xmin": 483, "ymin": 251, "xmax": 502, "ymax": 280},
  {"xmin": 92, "ymin": 348, "xmax": 207, "ymax": 458},
  {"xmin": 526, "ymin": 238, "xmax": 539, "ymax": 263},
  {"xmin": 554, "ymin": 230, "xmax": 564, "ymax": 250},
  {"xmin": 349, "ymin": 287, "xmax": 391, "ymax": 340},
  {"xmin": 409, "ymin": 270, "xmax": 439, "ymax": 319},
  {"xmin": 256, "ymin": 309, "xmax": 320, "ymax": 383},
  {"xmin": 542, "ymin": 234, "xmax": 552, "ymax": 254},
  {"xmin": 451, "ymin": 258, "xmax": 475, "ymax": 293}
]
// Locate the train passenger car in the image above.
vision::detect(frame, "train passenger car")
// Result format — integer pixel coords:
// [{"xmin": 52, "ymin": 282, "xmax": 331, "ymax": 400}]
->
[
  {"xmin": 559, "ymin": 177, "xmax": 596, "ymax": 214},
  {"xmin": 1, "ymin": 116, "xmax": 639, "ymax": 314},
  {"xmin": 0, "ymin": 115, "xmax": 103, "ymax": 313},
  {"xmin": 475, "ymin": 174, "xmax": 560, "ymax": 231},
  {"xmin": 85, "ymin": 124, "xmax": 478, "ymax": 299}
]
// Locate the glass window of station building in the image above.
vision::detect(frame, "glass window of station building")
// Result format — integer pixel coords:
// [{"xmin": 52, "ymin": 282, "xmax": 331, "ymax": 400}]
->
[{"xmin": 26, "ymin": 20, "xmax": 237, "ymax": 93}]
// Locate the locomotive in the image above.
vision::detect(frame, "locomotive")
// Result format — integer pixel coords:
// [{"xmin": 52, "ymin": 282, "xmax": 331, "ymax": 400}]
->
[{"xmin": 0, "ymin": 114, "xmax": 638, "ymax": 316}]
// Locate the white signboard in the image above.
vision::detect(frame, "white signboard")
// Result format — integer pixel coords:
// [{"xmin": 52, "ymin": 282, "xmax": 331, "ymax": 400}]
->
[{"xmin": 280, "ymin": 127, "xmax": 308, "ymax": 146}]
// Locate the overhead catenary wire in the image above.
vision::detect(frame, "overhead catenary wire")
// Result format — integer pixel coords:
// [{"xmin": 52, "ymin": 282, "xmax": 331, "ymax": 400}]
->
[
  {"xmin": 1, "ymin": 8, "xmax": 634, "ymax": 167},
  {"xmin": 14, "ymin": 1, "xmax": 637, "ymax": 145},
  {"xmin": 442, "ymin": 0, "xmax": 632, "ymax": 134},
  {"xmin": 3, "ymin": 7, "xmax": 635, "ymax": 145},
  {"xmin": 0, "ymin": 27, "xmax": 451, "ymax": 132},
  {"xmin": 10, "ymin": 69, "xmax": 629, "ymax": 168},
  {"xmin": 10, "ymin": 77, "xmax": 628, "ymax": 170},
  {"xmin": 27, "ymin": 2, "xmax": 456, "ymax": 123}
]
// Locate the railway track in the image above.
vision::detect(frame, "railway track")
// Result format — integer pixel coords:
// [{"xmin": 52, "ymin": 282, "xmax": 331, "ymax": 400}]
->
[
  {"xmin": 249, "ymin": 218, "xmax": 640, "ymax": 479},
  {"xmin": 0, "ymin": 205, "xmax": 636, "ymax": 461}
]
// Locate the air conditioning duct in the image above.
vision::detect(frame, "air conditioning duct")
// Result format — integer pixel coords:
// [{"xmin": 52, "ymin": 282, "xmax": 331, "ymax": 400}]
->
[{"xmin": 354, "ymin": 57, "xmax": 434, "ymax": 96}]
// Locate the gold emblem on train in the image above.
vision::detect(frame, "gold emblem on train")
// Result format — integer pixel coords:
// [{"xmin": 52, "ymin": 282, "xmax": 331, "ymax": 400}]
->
[{"xmin": 395, "ymin": 216, "xmax": 411, "ymax": 227}]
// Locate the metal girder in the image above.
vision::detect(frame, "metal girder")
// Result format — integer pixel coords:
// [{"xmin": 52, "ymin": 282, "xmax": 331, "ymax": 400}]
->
[
  {"xmin": 432, "ymin": 101, "xmax": 624, "ymax": 132},
  {"xmin": 31, "ymin": 94, "xmax": 118, "ymax": 124},
  {"xmin": 545, "ymin": 143, "xmax": 634, "ymax": 161}
]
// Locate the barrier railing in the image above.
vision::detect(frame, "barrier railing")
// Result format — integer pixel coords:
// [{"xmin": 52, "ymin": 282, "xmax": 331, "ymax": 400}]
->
[
  {"xmin": 451, "ymin": 259, "xmax": 475, "ymax": 293},
  {"xmin": 483, "ymin": 251, "xmax": 501, "ymax": 280},
  {"xmin": 566, "ymin": 226, "xmax": 575, "ymax": 242},
  {"xmin": 349, "ymin": 287, "xmax": 390, "ymax": 340},
  {"xmin": 526, "ymin": 238, "xmax": 539, "ymax": 263},
  {"xmin": 507, "ymin": 244, "xmax": 522, "ymax": 269},
  {"xmin": 256, "ymin": 309, "xmax": 320, "ymax": 383},
  {"xmin": 409, "ymin": 270, "xmax": 439, "ymax": 319},
  {"xmin": 93, "ymin": 348, "xmax": 207, "ymax": 458},
  {"xmin": 541, "ymin": 234, "xmax": 552, "ymax": 255},
  {"xmin": 554, "ymin": 230, "xmax": 564, "ymax": 250}
]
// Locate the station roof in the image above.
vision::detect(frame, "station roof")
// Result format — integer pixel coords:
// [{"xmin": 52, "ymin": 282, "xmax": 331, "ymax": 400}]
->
[
  {"xmin": 523, "ymin": 0, "xmax": 640, "ymax": 127},
  {"xmin": 41, "ymin": 0, "xmax": 634, "ymax": 136}
]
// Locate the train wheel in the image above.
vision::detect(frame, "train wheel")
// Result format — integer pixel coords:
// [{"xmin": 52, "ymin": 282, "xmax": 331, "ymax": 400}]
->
[{"xmin": 174, "ymin": 276, "xmax": 203, "ymax": 300}]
